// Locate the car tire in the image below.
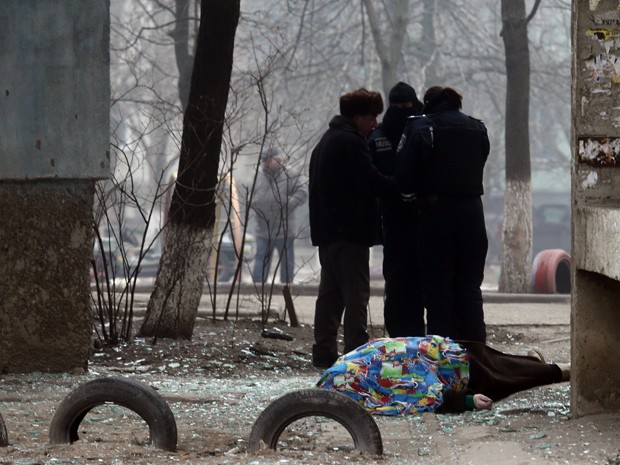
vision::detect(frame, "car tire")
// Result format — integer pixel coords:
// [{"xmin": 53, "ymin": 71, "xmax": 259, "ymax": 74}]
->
[
  {"xmin": 0, "ymin": 411, "xmax": 8, "ymax": 447},
  {"xmin": 531, "ymin": 249, "xmax": 572, "ymax": 294},
  {"xmin": 247, "ymin": 388, "xmax": 383, "ymax": 455},
  {"xmin": 48, "ymin": 377, "xmax": 177, "ymax": 451}
]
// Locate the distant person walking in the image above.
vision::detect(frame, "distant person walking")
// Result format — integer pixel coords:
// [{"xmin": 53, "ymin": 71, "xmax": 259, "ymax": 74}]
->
[
  {"xmin": 368, "ymin": 82, "xmax": 425, "ymax": 337},
  {"xmin": 309, "ymin": 88, "xmax": 393, "ymax": 368},
  {"xmin": 251, "ymin": 148, "xmax": 307, "ymax": 284},
  {"xmin": 397, "ymin": 86, "xmax": 490, "ymax": 343}
]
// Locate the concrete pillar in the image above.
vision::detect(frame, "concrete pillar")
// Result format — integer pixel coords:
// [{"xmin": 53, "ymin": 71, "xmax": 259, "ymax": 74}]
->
[
  {"xmin": 572, "ymin": 0, "xmax": 620, "ymax": 416},
  {"xmin": 0, "ymin": 2, "xmax": 109, "ymax": 372}
]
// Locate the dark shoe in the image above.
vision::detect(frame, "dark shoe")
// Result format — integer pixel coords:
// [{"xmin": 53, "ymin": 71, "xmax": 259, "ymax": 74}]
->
[
  {"xmin": 312, "ymin": 358, "xmax": 337, "ymax": 369},
  {"xmin": 556, "ymin": 363, "xmax": 571, "ymax": 381},
  {"xmin": 527, "ymin": 348, "xmax": 546, "ymax": 363},
  {"xmin": 312, "ymin": 344, "xmax": 338, "ymax": 369}
]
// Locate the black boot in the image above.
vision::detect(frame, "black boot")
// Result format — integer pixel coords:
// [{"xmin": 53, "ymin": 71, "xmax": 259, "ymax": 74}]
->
[{"xmin": 312, "ymin": 345, "xmax": 338, "ymax": 368}]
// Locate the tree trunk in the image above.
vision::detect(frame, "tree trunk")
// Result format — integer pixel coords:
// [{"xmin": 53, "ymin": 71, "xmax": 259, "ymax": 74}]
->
[
  {"xmin": 139, "ymin": 0, "xmax": 240, "ymax": 339},
  {"xmin": 419, "ymin": 0, "xmax": 439, "ymax": 88},
  {"xmin": 171, "ymin": 0, "xmax": 194, "ymax": 112},
  {"xmin": 362, "ymin": 0, "xmax": 411, "ymax": 97},
  {"xmin": 498, "ymin": 0, "xmax": 533, "ymax": 293}
]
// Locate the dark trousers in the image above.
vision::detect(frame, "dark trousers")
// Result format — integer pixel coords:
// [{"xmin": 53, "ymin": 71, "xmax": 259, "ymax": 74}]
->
[
  {"xmin": 420, "ymin": 196, "xmax": 488, "ymax": 342},
  {"xmin": 382, "ymin": 210, "xmax": 425, "ymax": 337},
  {"xmin": 251, "ymin": 236, "xmax": 295, "ymax": 284},
  {"xmin": 462, "ymin": 341, "xmax": 563, "ymax": 401},
  {"xmin": 313, "ymin": 241, "xmax": 370, "ymax": 362}
]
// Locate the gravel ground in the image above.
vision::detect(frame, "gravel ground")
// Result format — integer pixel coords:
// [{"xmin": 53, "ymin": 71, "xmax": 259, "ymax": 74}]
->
[{"xmin": 1, "ymin": 301, "xmax": 619, "ymax": 464}]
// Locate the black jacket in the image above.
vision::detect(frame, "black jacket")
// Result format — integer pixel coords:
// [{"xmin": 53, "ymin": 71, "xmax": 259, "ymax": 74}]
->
[
  {"xmin": 309, "ymin": 115, "xmax": 393, "ymax": 247},
  {"xmin": 397, "ymin": 109, "xmax": 489, "ymax": 198}
]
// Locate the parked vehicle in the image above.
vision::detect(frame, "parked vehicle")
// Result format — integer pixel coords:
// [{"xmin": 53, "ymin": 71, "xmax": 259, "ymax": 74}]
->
[
  {"xmin": 212, "ymin": 232, "xmax": 256, "ymax": 282},
  {"xmin": 91, "ymin": 235, "xmax": 125, "ymax": 281},
  {"xmin": 92, "ymin": 230, "xmax": 256, "ymax": 284},
  {"xmin": 91, "ymin": 231, "xmax": 159, "ymax": 282},
  {"xmin": 532, "ymin": 203, "xmax": 571, "ymax": 257},
  {"xmin": 483, "ymin": 192, "xmax": 571, "ymax": 265}
]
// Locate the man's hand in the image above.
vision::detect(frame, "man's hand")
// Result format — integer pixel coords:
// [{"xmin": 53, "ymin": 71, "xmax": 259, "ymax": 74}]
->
[{"xmin": 473, "ymin": 394, "xmax": 493, "ymax": 410}]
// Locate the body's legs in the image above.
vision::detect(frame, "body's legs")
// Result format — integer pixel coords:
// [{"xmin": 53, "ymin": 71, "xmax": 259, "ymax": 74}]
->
[{"xmin": 462, "ymin": 341, "xmax": 563, "ymax": 401}]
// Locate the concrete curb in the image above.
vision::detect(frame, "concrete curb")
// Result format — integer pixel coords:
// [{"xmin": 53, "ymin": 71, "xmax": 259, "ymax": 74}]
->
[
  {"xmin": 482, "ymin": 292, "xmax": 570, "ymax": 304},
  {"xmin": 122, "ymin": 282, "xmax": 571, "ymax": 304}
]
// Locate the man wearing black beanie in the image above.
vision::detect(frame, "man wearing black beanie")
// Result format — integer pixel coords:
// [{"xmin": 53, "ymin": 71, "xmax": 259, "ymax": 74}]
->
[{"xmin": 368, "ymin": 82, "xmax": 425, "ymax": 338}]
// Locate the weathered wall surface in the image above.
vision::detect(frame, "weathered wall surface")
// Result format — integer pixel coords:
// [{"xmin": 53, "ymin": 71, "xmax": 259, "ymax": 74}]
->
[
  {"xmin": 0, "ymin": 1, "xmax": 109, "ymax": 372},
  {"xmin": 0, "ymin": 182, "xmax": 94, "ymax": 373},
  {"xmin": 572, "ymin": 0, "xmax": 620, "ymax": 416},
  {"xmin": 0, "ymin": 1, "xmax": 110, "ymax": 179}
]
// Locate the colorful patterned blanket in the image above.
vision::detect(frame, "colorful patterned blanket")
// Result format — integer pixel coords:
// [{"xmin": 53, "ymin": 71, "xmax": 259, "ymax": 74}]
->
[{"xmin": 317, "ymin": 336, "xmax": 470, "ymax": 415}]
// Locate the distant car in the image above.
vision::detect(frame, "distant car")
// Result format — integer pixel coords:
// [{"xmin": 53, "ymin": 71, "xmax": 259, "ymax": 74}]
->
[
  {"xmin": 483, "ymin": 193, "xmax": 505, "ymax": 264},
  {"xmin": 92, "ymin": 229, "xmax": 256, "ymax": 284},
  {"xmin": 532, "ymin": 203, "xmax": 571, "ymax": 257},
  {"xmin": 125, "ymin": 240, "xmax": 161, "ymax": 279},
  {"xmin": 91, "ymin": 235, "xmax": 124, "ymax": 282},
  {"xmin": 483, "ymin": 192, "xmax": 571, "ymax": 264},
  {"xmin": 213, "ymin": 232, "xmax": 256, "ymax": 282},
  {"xmin": 124, "ymin": 230, "xmax": 256, "ymax": 282},
  {"xmin": 91, "ymin": 232, "xmax": 159, "ymax": 282}
]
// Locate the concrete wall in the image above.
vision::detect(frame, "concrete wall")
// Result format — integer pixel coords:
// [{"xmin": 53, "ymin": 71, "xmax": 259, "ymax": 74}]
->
[
  {"xmin": 0, "ymin": 1, "xmax": 110, "ymax": 180},
  {"xmin": 0, "ymin": 181, "xmax": 95, "ymax": 373},
  {"xmin": 0, "ymin": 1, "xmax": 109, "ymax": 372},
  {"xmin": 572, "ymin": 0, "xmax": 620, "ymax": 416}
]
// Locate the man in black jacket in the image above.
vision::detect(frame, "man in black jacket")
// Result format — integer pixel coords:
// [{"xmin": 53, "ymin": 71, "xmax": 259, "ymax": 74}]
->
[
  {"xmin": 368, "ymin": 82, "xmax": 425, "ymax": 338},
  {"xmin": 309, "ymin": 88, "xmax": 393, "ymax": 368},
  {"xmin": 397, "ymin": 86, "xmax": 490, "ymax": 343}
]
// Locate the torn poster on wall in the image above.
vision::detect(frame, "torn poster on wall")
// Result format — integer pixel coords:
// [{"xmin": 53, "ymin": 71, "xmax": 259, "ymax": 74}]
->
[
  {"xmin": 578, "ymin": 137, "xmax": 620, "ymax": 166},
  {"xmin": 586, "ymin": 28, "xmax": 620, "ymax": 85}
]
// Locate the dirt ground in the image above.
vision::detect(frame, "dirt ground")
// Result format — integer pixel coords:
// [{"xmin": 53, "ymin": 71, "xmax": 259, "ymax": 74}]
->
[{"xmin": 1, "ymin": 317, "xmax": 619, "ymax": 465}]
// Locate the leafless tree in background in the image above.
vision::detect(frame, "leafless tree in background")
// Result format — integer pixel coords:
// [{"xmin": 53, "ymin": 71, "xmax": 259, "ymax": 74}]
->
[
  {"xmin": 498, "ymin": 0, "xmax": 541, "ymax": 292},
  {"xmin": 138, "ymin": 0, "xmax": 240, "ymax": 339},
  {"xmin": 91, "ymin": 144, "xmax": 171, "ymax": 344},
  {"xmin": 102, "ymin": 0, "xmax": 572, "ymax": 338},
  {"xmin": 361, "ymin": 0, "xmax": 412, "ymax": 96}
]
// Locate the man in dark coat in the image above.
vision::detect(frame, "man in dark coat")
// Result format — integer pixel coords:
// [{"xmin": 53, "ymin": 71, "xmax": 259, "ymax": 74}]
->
[
  {"xmin": 309, "ymin": 88, "xmax": 393, "ymax": 368},
  {"xmin": 397, "ymin": 86, "xmax": 490, "ymax": 343},
  {"xmin": 368, "ymin": 82, "xmax": 425, "ymax": 337}
]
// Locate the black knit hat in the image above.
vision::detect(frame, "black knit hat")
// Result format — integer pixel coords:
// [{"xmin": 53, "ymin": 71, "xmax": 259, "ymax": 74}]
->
[{"xmin": 389, "ymin": 82, "xmax": 419, "ymax": 104}]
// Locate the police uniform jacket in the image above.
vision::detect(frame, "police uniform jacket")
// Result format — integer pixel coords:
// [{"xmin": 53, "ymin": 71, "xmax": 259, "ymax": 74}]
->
[{"xmin": 396, "ymin": 107, "xmax": 490, "ymax": 199}]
